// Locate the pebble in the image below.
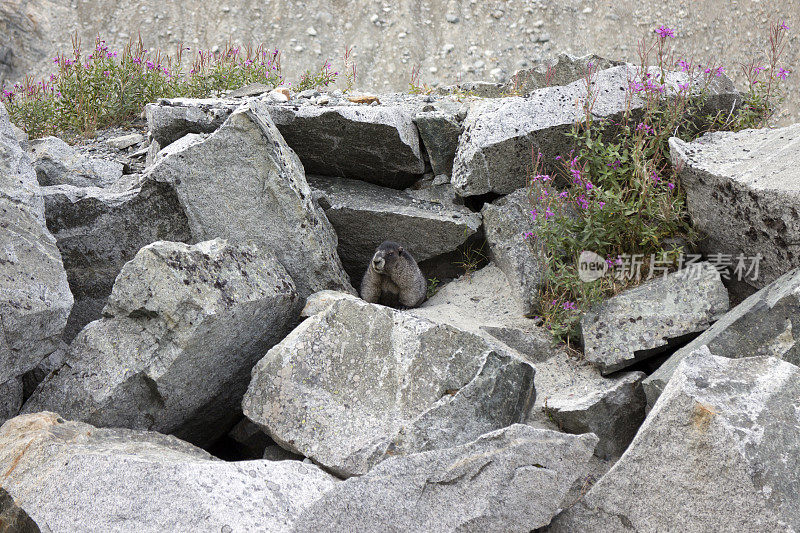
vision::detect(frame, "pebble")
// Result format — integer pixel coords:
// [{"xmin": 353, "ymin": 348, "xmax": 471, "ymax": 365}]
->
[{"xmin": 446, "ymin": 13, "xmax": 459, "ymax": 23}]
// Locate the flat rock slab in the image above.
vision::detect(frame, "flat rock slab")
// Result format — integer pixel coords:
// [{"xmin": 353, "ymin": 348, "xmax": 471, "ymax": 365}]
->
[
  {"xmin": 643, "ymin": 267, "xmax": 800, "ymax": 409},
  {"xmin": 549, "ymin": 352, "xmax": 800, "ymax": 532},
  {"xmin": 293, "ymin": 425, "xmax": 598, "ymax": 533},
  {"xmin": 266, "ymin": 103, "xmax": 425, "ymax": 188},
  {"xmin": 453, "ymin": 65, "xmax": 739, "ymax": 196},
  {"xmin": 243, "ymin": 297, "xmax": 536, "ymax": 477},
  {"xmin": 42, "ymin": 179, "xmax": 191, "ymax": 340},
  {"xmin": 0, "ymin": 413, "xmax": 336, "ymax": 532},
  {"xmin": 309, "ymin": 174, "xmax": 481, "ymax": 281},
  {"xmin": 145, "ymin": 97, "xmax": 241, "ymax": 146},
  {"xmin": 23, "ymin": 239, "xmax": 299, "ymax": 447},
  {"xmin": 413, "ymin": 111, "xmax": 462, "ymax": 176},
  {"xmin": 147, "ymin": 100, "xmax": 353, "ymax": 298},
  {"xmin": 481, "ymin": 188, "xmax": 547, "ymax": 315},
  {"xmin": 506, "ymin": 53, "xmax": 623, "ymax": 95},
  {"xmin": 581, "ymin": 263, "xmax": 729, "ymax": 375},
  {"xmin": 30, "ymin": 136, "xmax": 123, "ymax": 188},
  {"xmin": 670, "ymin": 123, "xmax": 800, "ymax": 289}
]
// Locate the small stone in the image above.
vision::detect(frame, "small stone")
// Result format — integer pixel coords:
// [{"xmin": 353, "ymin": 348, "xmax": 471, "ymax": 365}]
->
[
  {"xmin": 445, "ymin": 13, "xmax": 459, "ymax": 23},
  {"xmin": 105, "ymin": 133, "xmax": 144, "ymax": 150},
  {"xmin": 306, "ymin": 26, "xmax": 317, "ymax": 36}
]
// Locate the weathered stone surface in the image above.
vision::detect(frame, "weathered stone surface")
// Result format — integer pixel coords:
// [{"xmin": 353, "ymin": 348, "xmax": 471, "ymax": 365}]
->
[
  {"xmin": 23, "ymin": 239, "xmax": 299, "ymax": 446},
  {"xmin": 481, "ymin": 188, "xmax": 547, "ymax": 315},
  {"xmin": 0, "ymin": 103, "xmax": 73, "ymax": 386},
  {"xmin": 644, "ymin": 267, "xmax": 800, "ymax": 409},
  {"xmin": 0, "ymin": 487, "xmax": 41, "ymax": 533},
  {"xmin": 413, "ymin": 111, "xmax": 461, "ymax": 176},
  {"xmin": 0, "ymin": 377, "xmax": 23, "ymax": 426},
  {"xmin": 293, "ymin": 425, "xmax": 598, "ymax": 533},
  {"xmin": 42, "ymin": 179, "xmax": 191, "ymax": 340},
  {"xmin": 0, "ymin": 412, "xmax": 337, "ymax": 532},
  {"xmin": 453, "ymin": 65, "xmax": 739, "ymax": 196},
  {"xmin": 145, "ymin": 97, "xmax": 240, "ymax": 147},
  {"xmin": 506, "ymin": 53, "xmax": 623, "ymax": 95},
  {"xmin": 309, "ymin": 174, "xmax": 480, "ymax": 281},
  {"xmin": 581, "ymin": 263, "xmax": 729, "ymax": 375},
  {"xmin": 147, "ymin": 100, "xmax": 354, "ymax": 298},
  {"xmin": 227, "ymin": 418, "xmax": 273, "ymax": 459},
  {"xmin": 546, "ymin": 371, "xmax": 646, "ymax": 459},
  {"xmin": 670, "ymin": 124, "xmax": 800, "ymax": 289},
  {"xmin": 549, "ymin": 353, "xmax": 800, "ymax": 532},
  {"xmin": 105, "ymin": 132, "xmax": 144, "ymax": 150},
  {"xmin": 243, "ymin": 297, "xmax": 536, "ymax": 477},
  {"xmin": 266, "ymin": 103, "xmax": 425, "ymax": 188},
  {"xmin": 30, "ymin": 136, "xmax": 124, "ymax": 188}
]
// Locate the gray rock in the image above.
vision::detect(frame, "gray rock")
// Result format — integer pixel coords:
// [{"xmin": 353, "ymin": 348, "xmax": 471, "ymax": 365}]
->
[
  {"xmin": 105, "ymin": 132, "xmax": 144, "ymax": 150},
  {"xmin": 147, "ymin": 100, "xmax": 354, "ymax": 298},
  {"xmin": 228, "ymin": 82, "xmax": 274, "ymax": 98},
  {"xmin": 669, "ymin": 124, "xmax": 800, "ymax": 290},
  {"xmin": 309, "ymin": 175, "xmax": 480, "ymax": 281},
  {"xmin": 0, "ymin": 104, "xmax": 73, "ymax": 385},
  {"xmin": 581, "ymin": 263, "xmax": 729, "ymax": 375},
  {"xmin": 481, "ymin": 188, "xmax": 547, "ymax": 315},
  {"xmin": 42, "ymin": 179, "xmax": 191, "ymax": 340},
  {"xmin": 506, "ymin": 53, "xmax": 623, "ymax": 94},
  {"xmin": 438, "ymin": 81, "xmax": 506, "ymax": 98},
  {"xmin": 0, "ymin": 487, "xmax": 41, "ymax": 533},
  {"xmin": 413, "ymin": 111, "xmax": 462, "ymax": 176},
  {"xmin": 23, "ymin": 239, "xmax": 299, "ymax": 446},
  {"xmin": 549, "ymin": 352, "xmax": 800, "ymax": 532},
  {"xmin": 30, "ymin": 136, "xmax": 124, "ymax": 188},
  {"xmin": 0, "ymin": 377, "xmax": 23, "ymax": 426},
  {"xmin": 266, "ymin": 103, "xmax": 425, "ymax": 188},
  {"xmin": 293, "ymin": 424, "xmax": 598, "ymax": 533},
  {"xmin": 145, "ymin": 97, "xmax": 240, "ymax": 147},
  {"xmin": 545, "ymin": 371, "xmax": 646, "ymax": 459},
  {"xmin": 243, "ymin": 297, "xmax": 536, "ymax": 477},
  {"xmin": 228, "ymin": 418, "xmax": 273, "ymax": 458},
  {"xmin": 453, "ymin": 65, "xmax": 740, "ymax": 196},
  {"xmin": 0, "ymin": 412, "xmax": 336, "ymax": 532},
  {"xmin": 643, "ymin": 267, "xmax": 800, "ymax": 409}
]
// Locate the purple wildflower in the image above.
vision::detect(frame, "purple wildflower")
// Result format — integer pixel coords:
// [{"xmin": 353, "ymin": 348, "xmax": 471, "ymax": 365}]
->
[
  {"xmin": 607, "ymin": 159, "xmax": 621, "ymax": 170},
  {"xmin": 778, "ymin": 68, "xmax": 790, "ymax": 80},
  {"xmin": 655, "ymin": 25, "xmax": 675, "ymax": 38},
  {"xmin": 676, "ymin": 59, "xmax": 691, "ymax": 72},
  {"xmin": 562, "ymin": 301, "xmax": 577, "ymax": 311},
  {"xmin": 780, "ymin": 21, "xmax": 789, "ymax": 31},
  {"xmin": 668, "ymin": 182, "xmax": 675, "ymax": 190}
]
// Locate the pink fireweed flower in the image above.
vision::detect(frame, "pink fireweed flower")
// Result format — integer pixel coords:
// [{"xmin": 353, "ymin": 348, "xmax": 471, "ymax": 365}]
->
[
  {"xmin": 778, "ymin": 68, "xmax": 790, "ymax": 80},
  {"xmin": 656, "ymin": 25, "xmax": 675, "ymax": 38},
  {"xmin": 598, "ymin": 201, "xmax": 606, "ymax": 209},
  {"xmin": 559, "ymin": 191, "xmax": 569, "ymax": 199},
  {"xmin": 523, "ymin": 231, "xmax": 535, "ymax": 240},
  {"xmin": 530, "ymin": 209, "xmax": 537, "ymax": 222},
  {"xmin": 562, "ymin": 301, "xmax": 577, "ymax": 311},
  {"xmin": 544, "ymin": 207, "xmax": 555, "ymax": 220},
  {"xmin": 102, "ymin": 70, "xmax": 110, "ymax": 77},
  {"xmin": 715, "ymin": 66, "xmax": 725, "ymax": 77},
  {"xmin": 585, "ymin": 182, "xmax": 594, "ymax": 190},
  {"xmin": 636, "ymin": 123, "xmax": 653, "ymax": 135},
  {"xmin": 678, "ymin": 82, "xmax": 690, "ymax": 91},
  {"xmin": 780, "ymin": 21, "xmax": 789, "ymax": 31},
  {"xmin": 607, "ymin": 159, "xmax": 621, "ymax": 170},
  {"xmin": 676, "ymin": 59, "xmax": 690, "ymax": 72},
  {"xmin": 668, "ymin": 182, "xmax": 675, "ymax": 190}
]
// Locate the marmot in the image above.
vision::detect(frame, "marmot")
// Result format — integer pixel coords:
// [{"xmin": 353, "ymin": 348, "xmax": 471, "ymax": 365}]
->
[{"xmin": 361, "ymin": 241, "xmax": 427, "ymax": 308}]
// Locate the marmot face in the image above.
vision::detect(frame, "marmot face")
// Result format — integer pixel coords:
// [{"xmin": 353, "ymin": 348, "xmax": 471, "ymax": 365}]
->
[{"xmin": 370, "ymin": 241, "xmax": 405, "ymax": 275}]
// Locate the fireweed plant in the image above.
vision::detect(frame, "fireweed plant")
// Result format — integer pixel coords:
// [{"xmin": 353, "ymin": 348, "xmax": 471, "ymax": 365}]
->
[
  {"xmin": 1, "ymin": 34, "xmax": 346, "ymax": 138},
  {"xmin": 526, "ymin": 21, "xmax": 790, "ymax": 342}
]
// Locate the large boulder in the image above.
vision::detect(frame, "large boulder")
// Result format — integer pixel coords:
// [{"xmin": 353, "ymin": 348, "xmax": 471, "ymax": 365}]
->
[
  {"xmin": 145, "ymin": 97, "xmax": 240, "ymax": 147},
  {"xmin": 0, "ymin": 103, "xmax": 73, "ymax": 393},
  {"xmin": 243, "ymin": 297, "xmax": 536, "ymax": 477},
  {"xmin": 506, "ymin": 53, "xmax": 623, "ymax": 95},
  {"xmin": 643, "ymin": 267, "xmax": 800, "ymax": 409},
  {"xmin": 30, "ymin": 136, "xmax": 123, "ymax": 188},
  {"xmin": 0, "ymin": 412, "xmax": 336, "ymax": 532},
  {"xmin": 293, "ymin": 425, "xmax": 598, "ymax": 533},
  {"xmin": 549, "ymin": 352, "xmax": 800, "ymax": 532},
  {"xmin": 453, "ymin": 65, "xmax": 739, "ymax": 196},
  {"xmin": 669, "ymin": 124, "xmax": 800, "ymax": 290},
  {"xmin": 309, "ymin": 174, "xmax": 481, "ymax": 281},
  {"xmin": 266, "ymin": 103, "xmax": 426, "ymax": 188},
  {"xmin": 42, "ymin": 179, "xmax": 191, "ymax": 340},
  {"xmin": 481, "ymin": 188, "xmax": 547, "ymax": 315},
  {"xmin": 146, "ymin": 100, "xmax": 354, "ymax": 298},
  {"xmin": 23, "ymin": 239, "xmax": 299, "ymax": 446},
  {"xmin": 581, "ymin": 263, "xmax": 729, "ymax": 374}
]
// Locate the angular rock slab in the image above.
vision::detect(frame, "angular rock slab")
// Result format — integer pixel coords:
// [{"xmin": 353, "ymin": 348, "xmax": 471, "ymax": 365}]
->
[
  {"xmin": 581, "ymin": 263, "xmax": 729, "ymax": 375},
  {"xmin": 30, "ymin": 136, "xmax": 123, "ymax": 188},
  {"xmin": 147, "ymin": 100, "xmax": 354, "ymax": 298},
  {"xmin": 23, "ymin": 239, "xmax": 299, "ymax": 446},
  {"xmin": 546, "ymin": 371, "xmax": 646, "ymax": 459},
  {"xmin": 670, "ymin": 124, "xmax": 800, "ymax": 289},
  {"xmin": 413, "ymin": 110, "xmax": 462, "ymax": 177},
  {"xmin": 145, "ymin": 97, "xmax": 240, "ymax": 147},
  {"xmin": 266, "ymin": 103, "xmax": 425, "ymax": 188},
  {"xmin": 309, "ymin": 175, "xmax": 481, "ymax": 281},
  {"xmin": 482, "ymin": 188, "xmax": 547, "ymax": 316},
  {"xmin": 293, "ymin": 425, "xmax": 598, "ymax": 533},
  {"xmin": 43, "ymin": 179, "xmax": 191, "ymax": 340},
  {"xmin": 453, "ymin": 65, "xmax": 739, "ymax": 196},
  {"xmin": 506, "ymin": 53, "xmax": 623, "ymax": 95},
  {"xmin": 0, "ymin": 103, "xmax": 73, "ymax": 385},
  {"xmin": 549, "ymin": 353, "xmax": 800, "ymax": 532},
  {"xmin": 243, "ymin": 297, "xmax": 536, "ymax": 477},
  {"xmin": 644, "ymin": 267, "xmax": 800, "ymax": 409},
  {"xmin": 0, "ymin": 412, "xmax": 336, "ymax": 532}
]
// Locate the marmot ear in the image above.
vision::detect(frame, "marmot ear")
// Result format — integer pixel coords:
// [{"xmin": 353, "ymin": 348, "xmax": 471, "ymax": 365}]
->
[{"xmin": 398, "ymin": 246, "xmax": 404, "ymax": 254}]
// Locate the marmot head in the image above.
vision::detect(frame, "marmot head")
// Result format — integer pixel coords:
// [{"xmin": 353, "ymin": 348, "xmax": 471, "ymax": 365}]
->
[{"xmin": 370, "ymin": 241, "xmax": 406, "ymax": 275}]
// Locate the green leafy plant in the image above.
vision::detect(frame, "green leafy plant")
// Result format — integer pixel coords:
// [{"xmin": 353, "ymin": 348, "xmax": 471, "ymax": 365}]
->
[
  {"xmin": 426, "ymin": 277, "xmax": 441, "ymax": 299},
  {"xmin": 294, "ymin": 60, "xmax": 338, "ymax": 92}
]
